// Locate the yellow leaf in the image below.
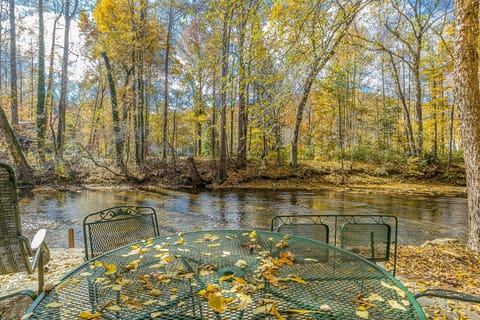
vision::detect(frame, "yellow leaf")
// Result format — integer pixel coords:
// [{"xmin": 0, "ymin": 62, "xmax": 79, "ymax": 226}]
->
[
  {"xmin": 356, "ymin": 309, "xmax": 369, "ymax": 319},
  {"xmin": 287, "ymin": 274, "xmax": 307, "ymax": 284},
  {"xmin": 79, "ymin": 311, "xmax": 102, "ymax": 319},
  {"xmin": 45, "ymin": 302, "xmax": 63, "ymax": 308},
  {"xmin": 174, "ymin": 237, "xmax": 185, "ymax": 245},
  {"xmin": 365, "ymin": 293, "xmax": 384, "ymax": 302},
  {"xmin": 219, "ymin": 274, "xmax": 235, "ymax": 282},
  {"xmin": 106, "ymin": 305, "xmax": 122, "ymax": 311},
  {"xmin": 249, "ymin": 230, "xmax": 257, "ymax": 238},
  {"xmin": 388, "ymin": 299, "xmax": 407, "ymax": 311},
  {"xmin": 151, "ymin": 311, "xmax": 163, "ymax": 318},
  {"xmin": 208, "ymin": 294, "xmax": 227, "ymax": 313},
  {"xmin": 150, "ymin": 288, "xmax": 162, "ymax": 296},
  {"xmin": 381, "ymin": 281, "xmax": 406, "ymax": 298},
  {"xmin": 102, "ymin": 262, "xmax": 117, "ymax": 275}
]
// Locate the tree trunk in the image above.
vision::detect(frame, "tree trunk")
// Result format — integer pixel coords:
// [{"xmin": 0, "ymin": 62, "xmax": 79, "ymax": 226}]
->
[
  {"xmin": 291, "ymin": 60, "xmax": 319, "ymax": 168},
  {"xmin": 218, "ymin": 4, "xmax": 231, "ymax": 183},
  {"xmin": 57, "ymin": 0, "xmax": 78, "ymax": 159},
  {"xmin": 388, "ymin": 52, "xmax": 418, "ymax": 156},
  {"xmin": 101, "ymin": 51, "xmax": 124, "ymax": 171},
  {"xmin": 0, "ymin": 1, "xmax": 3, "ymax": 92},
  {"xmin": 211, "ymin": 74, "xmax": 217, "ymax": 159},
  {"xmin": 0, "ymin": 105, "xmax": 32, "ymax": 181},
  {"xmin": 162, "ymin": 0, "xmax": 174, "ymax": 163},
  {"xmin": 236, "ymin": 4, "xmax": 247, "ymax": 169},
  {"xmin": 454, "ymin": 0, "xmax": 480, "ymax": 251},
  {"xmin": 36, "ymin": 0, "xmax": 46, "ymax": 164},
  {"xmin": 413, "ymin": 44, "xmax": 423, "ymax": 158},
  {"xmin": 46, "ymin": 14, "xmax": 60, "ymax": 155},
  {"xmin": 9, "ymin": 0, "xmax": 18, "ymax": 125}
]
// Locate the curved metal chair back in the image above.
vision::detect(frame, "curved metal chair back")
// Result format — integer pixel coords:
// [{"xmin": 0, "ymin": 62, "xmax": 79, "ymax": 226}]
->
[
  {"xmin": 271, "ymin": 214, "xmax": 398, "ymax": 275},
  {"xmin": 83, "ymin": 206, "xmax": 159, "ymax": 259},
  {"xmin": 0, "ymin": 162, "xmax": 48, "ymax": 299}
]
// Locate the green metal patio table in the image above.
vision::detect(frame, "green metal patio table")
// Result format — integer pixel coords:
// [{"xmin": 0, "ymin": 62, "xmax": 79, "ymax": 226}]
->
[{"xmin": 25, "ymin": 229, "xmax": 426, "ymax": 319}]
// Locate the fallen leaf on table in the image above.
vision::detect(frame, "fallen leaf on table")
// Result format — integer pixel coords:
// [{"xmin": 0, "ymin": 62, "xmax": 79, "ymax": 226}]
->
[
  {"xmin": 208, "ymin": 294, "xmax": 234, "ymax": 313},
  {"xmin": 365, "ymin": 293, "xmax": 384, "ymax": 302},
  {"xmin": 125, "ymin": 299, "xmax": 144, "ymax": 310},
  {"xmin": 219, "ymin": 273, "xmax": 234, "ymax": 282},
  {"xmin": 286, "ymin": 274, "xmax": 307, "ymax": 284},
  {"xmin": 151, "ymin": 311, "xmax": 163, "ymax": 318},
  {"xmin": 234, "ymin": 259, "xmax": 248, "ymax": 268},
  {"xmin": 143, "ymin": 299, "xmax": 157, "ymax": 305},
  {"xmin": 388, "ymin": 299, "xmax": 407, "ymax": 311},
  {"xmin": 356, "ymin": 309, "xmax": 369, "ymax": 319},
  {"xmin": 254, "ymin": 302, "xmax": 285, "ymax": 320},
  {"xmin": 149, "ymin": 288, "xmax": 162, "ymax": 296},
  {"xmin": 79, "ymin": 311, "xmax": 102, "ymax": 319},
  {"xmin": 105, "ymin": 305, "xmax": 122, "ymax": 311},
  {"xmin": 122, "ymin": 260, "xmax": 140, "ymax": 271},
  {"xmin": 320, "ymin": 304, "xmax": 332, "ymax": 312},
  {"xmin": 237, "ymin": 295, "xmax": 253, "ymax": 310},
  {"xmin": 174, "ymin": 237, "xmax": 185, "ymax": 245},
  {"xmin": 45, "ymin": 302, "xmax": 63, "ymax": 308},
  {"xmin": 102, "ymin": 262, "xmax": 117, "ymax": 275},
  {"xmin": 381, "ymin": 281, "xmax": 406, "ymax": 298}
]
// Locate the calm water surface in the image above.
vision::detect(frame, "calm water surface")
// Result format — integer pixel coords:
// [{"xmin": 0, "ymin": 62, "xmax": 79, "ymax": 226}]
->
[{"xmin": 18, "ymin": 188, "xmax": 468, "ymax": 248}]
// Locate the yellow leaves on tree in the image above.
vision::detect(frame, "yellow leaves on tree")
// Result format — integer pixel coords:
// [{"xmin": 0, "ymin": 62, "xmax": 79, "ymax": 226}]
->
[{"xmin": 92, "ymin": 0, "xmax": 164, "ymax": 61}]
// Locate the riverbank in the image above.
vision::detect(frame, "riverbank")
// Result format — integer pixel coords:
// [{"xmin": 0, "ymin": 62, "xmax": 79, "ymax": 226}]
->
[
  {"xmin": 1, "ymin": 241, "xmax": 478, "ymax": 319},
  {"xmin": 26, "ymin": 159, "xmax": 467, "ymax": 198}
]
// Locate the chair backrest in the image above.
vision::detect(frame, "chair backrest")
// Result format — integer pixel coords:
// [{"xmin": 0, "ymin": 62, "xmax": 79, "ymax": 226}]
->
[
  {"xmin": 271, "ymin": 214, "xmax": 398, "ymax": 275},
  {"xmin": 340, "ymin": 222, "xmax": 391, "ymax": 262},
  {"xmin": 0, "ymin": 162, "xmax": 32, "ymax": 275},
  {"xmin": 0, "ymin": 162, "xmax": 22, "ymax": 238},
  {"xmin": 83, "ymin": 206, "xmax": 160, "ymax": 259},
  {"xmin": 271, "ymin": 215, "xmax": 330, "ymax": 243}
]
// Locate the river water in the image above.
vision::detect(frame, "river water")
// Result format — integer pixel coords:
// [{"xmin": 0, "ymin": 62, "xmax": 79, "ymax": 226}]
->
[{"xmin": 18, "ymin": 188, "xmax": 468, "ymax": 248}]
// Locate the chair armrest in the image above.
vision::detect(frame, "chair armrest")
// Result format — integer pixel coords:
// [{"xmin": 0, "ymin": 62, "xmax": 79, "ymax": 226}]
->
[
  {"xmin": 415, "ymin": 289, "xmax": 480, "ymax": 303},
  {"xmin": 30, "ymin": 229, "xmax": 48, "ymax": 294},
  {"xmin": 0, "ymin": 290, "xmax": 37, "ymax": 301},
  {"xmin": 31, "ymin": 229, "xmax": 47, "ymax": 251}
]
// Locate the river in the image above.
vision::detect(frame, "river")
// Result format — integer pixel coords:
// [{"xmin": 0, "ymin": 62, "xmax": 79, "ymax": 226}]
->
[{"xmin": 18, "ymin": 188, "xmax": 468, "ymax": 248}]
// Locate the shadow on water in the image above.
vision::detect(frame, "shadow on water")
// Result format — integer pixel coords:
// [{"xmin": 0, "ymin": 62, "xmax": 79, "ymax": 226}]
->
[{"xmin": 17, "ymin": 189, "xmax": 467, "ymax": 248}]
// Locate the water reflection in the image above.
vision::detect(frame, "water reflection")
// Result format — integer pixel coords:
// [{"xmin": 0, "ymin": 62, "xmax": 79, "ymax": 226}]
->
[{"xmin": 17, "ymin": 189, "xmax": 467, "ymax": 248}]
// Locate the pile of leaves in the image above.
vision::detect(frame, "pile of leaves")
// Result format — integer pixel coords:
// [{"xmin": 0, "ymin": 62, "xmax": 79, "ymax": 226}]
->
[{"xmin": 384, "ymin": 240, "xmax": 480, "ymax": 319}]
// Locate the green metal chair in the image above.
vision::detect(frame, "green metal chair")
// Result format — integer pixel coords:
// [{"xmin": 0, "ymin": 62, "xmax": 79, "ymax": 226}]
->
[
  {"xmin": 0, "ymin": 162, "xmax": 50, "ymax": 319},
  {"xmin": 271, "ymin": 214, "xmax": 398, "ymax": 275},
  {"xmin": 83, "ymin": 206, "xmax": 159, "ymax": 260}
]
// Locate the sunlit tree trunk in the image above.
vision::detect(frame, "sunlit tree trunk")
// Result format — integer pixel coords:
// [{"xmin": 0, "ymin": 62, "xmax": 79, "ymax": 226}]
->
[
  {"xmin": 218, "ymin": 2, "xmax": 231, "ymax": 183},
  {"xmin": 0, "ymin": 106, "xmax": 32, "ymax": 181},
  {"xmin": 236, "ymin": 3, "xmax": 248, "ymax": 169},
  {"xmin": 57, "ymin": 0, "xmax": 78, "ymax": 159},
  {"xmin": 211, "ymin": 74, "xmax": 217, "ymax": 159},
  {"xmin": 9, "ymin": 0, "xmax": 18, "ymax": 125},
  {"xmin": 36, "ymin": 0, "xmax": 46, "ymax": 164},
  {"xmin": 454, "ymin": 0, "xmax": 480, "ymax": 251},
  {"xmin": 162, "ymin": 0, "xmax": 174, "ymax": 163},
  {"xmin": 46, "ymin": 14, "xmax": 60, "ymax": 154},
  {"xmin": 101, "ymin": 51, "xmax": 124, "ymax": 171}
]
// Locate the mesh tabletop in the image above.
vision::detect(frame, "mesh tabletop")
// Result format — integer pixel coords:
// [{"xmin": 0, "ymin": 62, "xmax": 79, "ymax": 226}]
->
[{"xmin": 25, "ymin": 230, "xmax": 426, "ymax": 319}]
